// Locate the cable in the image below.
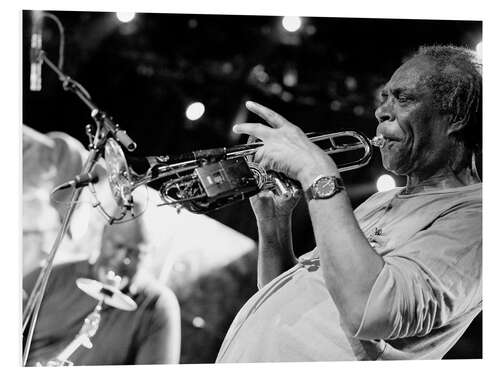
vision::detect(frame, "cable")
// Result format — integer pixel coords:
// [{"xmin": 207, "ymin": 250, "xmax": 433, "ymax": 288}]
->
[
  {"xmin": 88, "ymin": 182, "xmax": 149, "ymax": 224},
  {"xmin": 39, "ymin": 11, "xmax": 65, "ymax": 71}
]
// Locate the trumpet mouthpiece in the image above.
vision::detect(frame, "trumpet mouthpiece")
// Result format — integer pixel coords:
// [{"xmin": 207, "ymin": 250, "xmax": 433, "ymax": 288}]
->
[{"xmin": 371, "ymin": 135, "xmax": 386, "ymax": 148}]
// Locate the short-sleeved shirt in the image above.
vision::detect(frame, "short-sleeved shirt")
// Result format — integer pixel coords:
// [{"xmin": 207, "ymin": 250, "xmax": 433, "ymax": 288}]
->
[
  {"xmin": 216, "ymin": 183, "xmax": 482, "ymax": 362},
  {"xmin": 24, "ymin": 261, "xmax": 175, "ymax": 365}
]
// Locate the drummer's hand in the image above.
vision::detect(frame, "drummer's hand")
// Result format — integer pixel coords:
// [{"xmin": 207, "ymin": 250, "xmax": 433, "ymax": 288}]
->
[{"xmin": 234, "ymin": 101, "xmax": 338, "ymax": 189}]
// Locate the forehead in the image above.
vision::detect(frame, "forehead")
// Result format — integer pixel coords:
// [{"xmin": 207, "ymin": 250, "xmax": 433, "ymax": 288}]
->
[{"xmin": 384, "ymin": 56, "xmax": 437, "ymax": 92}]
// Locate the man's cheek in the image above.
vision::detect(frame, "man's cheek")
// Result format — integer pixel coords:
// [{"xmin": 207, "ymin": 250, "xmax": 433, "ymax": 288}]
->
[
  {"xmin": 381, "ymin": 152, "xmax": 398, "ymax": 171},
  {"xmin": 381, "ymin": 146, "xmax": 408, "ymax": 173}
]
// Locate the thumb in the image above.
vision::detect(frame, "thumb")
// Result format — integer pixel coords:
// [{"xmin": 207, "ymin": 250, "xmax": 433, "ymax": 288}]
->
[
  {"xmin": 245, "ymin": 135, "xmax": 259, "ymax": 163},
  {"xmin": 246, "ymin": 135, "xmax": 259, "ymax": 144}
]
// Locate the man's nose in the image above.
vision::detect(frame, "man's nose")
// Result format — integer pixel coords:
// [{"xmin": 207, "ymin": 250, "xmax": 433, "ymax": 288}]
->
[{"xmin": 375, "ymin": 101, "xmax": 395, "ymax": 124}]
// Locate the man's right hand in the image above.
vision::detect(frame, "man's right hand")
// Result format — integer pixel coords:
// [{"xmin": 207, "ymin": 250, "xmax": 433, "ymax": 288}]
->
[
  {"xmin": 250, "ymin": 188, "xmax": 300, "ymax": 288},
  {"xmin": 249, "ymin": 187, "xmax": 301, "ymax": 222},
  {"xmin": 245, "ymin": 138, "xmax": 301, "ymax": 287}
]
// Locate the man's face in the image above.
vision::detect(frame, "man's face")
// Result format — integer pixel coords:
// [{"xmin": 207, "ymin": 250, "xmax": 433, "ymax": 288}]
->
[
  {"xmin": 375, "ymin": 56, "xmax": 451, "ymax": 176},
  {"xmin": 95, "ymin": 220, "xmax": 145, "ymax": 288}
]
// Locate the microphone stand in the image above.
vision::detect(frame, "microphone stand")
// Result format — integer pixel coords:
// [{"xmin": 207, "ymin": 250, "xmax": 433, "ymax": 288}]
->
[{"xmin": 22, "ymin": 50, "xmax": 136, "ymax": 366}]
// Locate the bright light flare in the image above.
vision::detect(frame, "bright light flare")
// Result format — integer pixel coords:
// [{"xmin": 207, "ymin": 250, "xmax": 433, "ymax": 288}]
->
[
  {"xmin": 376, "ymin": 174, "xmax": 396, "ymax": 192},
  {"xmin": 476, "ymin": 41, "xmax": 482, "ymax": 57},
  {"xmin": 116, "ymin": 12, "xmax": 136, "ymax": 23},
  {"xmin": 282, "ymin": 16, "xmax": 302, "ymax": 32},
  {"xmin": 185, "ymin": 102, "xmax": 205, "ymax": 121},
  {"xmin": 192, "ymin": 316, "xmax": 206, "ymax": 328}
]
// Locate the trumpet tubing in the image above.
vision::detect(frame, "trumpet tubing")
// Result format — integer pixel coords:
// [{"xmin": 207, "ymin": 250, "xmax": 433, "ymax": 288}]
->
[{"xmin": 103, "ymin": 131, "xmax": 384, "ymax": 215}]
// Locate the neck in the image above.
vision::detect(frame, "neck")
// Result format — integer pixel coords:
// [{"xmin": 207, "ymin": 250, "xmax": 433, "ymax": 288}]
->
[
  {"xmin": 403, "ymin": 142, "xmax": 481, "ymax": 194},
  {"xmin": 404, "ymin": 163, "xmax": 480, "ymax": 195}
]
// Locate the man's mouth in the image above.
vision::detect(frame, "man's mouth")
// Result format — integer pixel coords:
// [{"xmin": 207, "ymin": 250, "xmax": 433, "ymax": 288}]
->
[
  {"xmin": 382, "ymin": 135, "xmax": 400, "ymax": 142},
  {"xmin": 382, "ymin": 136, "xmax": 404, "ymax": 147},
  {"xmin": 374, "ymin": 135, "xmax": 400, "ymax": 149}
]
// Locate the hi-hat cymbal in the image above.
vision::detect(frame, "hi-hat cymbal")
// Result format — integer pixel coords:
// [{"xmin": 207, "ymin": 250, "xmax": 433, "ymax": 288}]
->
[{"xmin": 76, "ymin": 278, "xmax": 137, "ymax": 311}]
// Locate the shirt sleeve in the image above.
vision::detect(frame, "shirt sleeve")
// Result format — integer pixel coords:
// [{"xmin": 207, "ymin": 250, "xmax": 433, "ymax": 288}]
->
[{"xmin": 354, "ymin": 204, "xmax": 482, "ymax": 341}]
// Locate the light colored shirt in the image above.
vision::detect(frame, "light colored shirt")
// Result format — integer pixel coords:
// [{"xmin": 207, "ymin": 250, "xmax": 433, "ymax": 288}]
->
[{"xmin": 216, "ymin": 183, "xmax": 482, "ymax": 362}]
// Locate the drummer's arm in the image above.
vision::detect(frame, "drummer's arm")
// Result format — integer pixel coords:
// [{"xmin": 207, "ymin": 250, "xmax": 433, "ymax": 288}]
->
[{"xmin": 135, "ymin": 287, "xmax": 181, "ymax": 364}]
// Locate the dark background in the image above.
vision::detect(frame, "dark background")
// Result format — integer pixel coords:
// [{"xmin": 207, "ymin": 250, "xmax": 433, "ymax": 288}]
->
[{"xmin": 22, "ymin": 10, "xmax": 482, "ymax": 362}]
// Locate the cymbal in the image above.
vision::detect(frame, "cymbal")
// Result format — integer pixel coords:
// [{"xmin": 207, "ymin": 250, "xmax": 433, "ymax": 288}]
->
[{"xmin": 76, "ymin": 278, "xmax": 137, "ymax": 311}]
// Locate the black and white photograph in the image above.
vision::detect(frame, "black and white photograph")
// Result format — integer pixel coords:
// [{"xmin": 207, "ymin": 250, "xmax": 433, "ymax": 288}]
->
[{"xmin": 8, "ymin": 0, "xmax": 495, "ymax": 372}]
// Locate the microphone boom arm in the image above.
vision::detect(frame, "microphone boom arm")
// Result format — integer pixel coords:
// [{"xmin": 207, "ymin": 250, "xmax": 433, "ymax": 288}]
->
[{"xmin": 37, "ymin": 51, "xmax": 137, "ymax": 152}]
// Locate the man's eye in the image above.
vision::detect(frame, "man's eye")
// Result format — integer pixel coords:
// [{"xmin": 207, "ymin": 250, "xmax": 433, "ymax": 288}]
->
[
  {"xmin": 397, "ymin": 95, "xmax": 412, "ymax": 103},
  {"xmin": 377, "ymin": 93, "xmax": 388, "ymax": 105}
]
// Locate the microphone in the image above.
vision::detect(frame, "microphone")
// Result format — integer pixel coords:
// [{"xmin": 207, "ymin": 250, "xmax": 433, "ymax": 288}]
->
[
  {"xmin": 54, "ymin": 171, "xmax": 99, "ymax": 191},
  {"xmin": 30, "ymin": 11, "xmax": 43, "ymax": 91}
]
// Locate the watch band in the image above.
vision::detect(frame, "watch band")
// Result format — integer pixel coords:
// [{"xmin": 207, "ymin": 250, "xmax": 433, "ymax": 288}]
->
[{"xmin": 304, "ymin": 175, "xmax": 344, "ymax": 201}]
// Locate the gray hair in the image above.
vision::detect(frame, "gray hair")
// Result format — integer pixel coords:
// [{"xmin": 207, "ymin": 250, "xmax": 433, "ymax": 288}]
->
[{"xmin": 412, "ymin": 45, "xmax": 482, "ymax": 153}]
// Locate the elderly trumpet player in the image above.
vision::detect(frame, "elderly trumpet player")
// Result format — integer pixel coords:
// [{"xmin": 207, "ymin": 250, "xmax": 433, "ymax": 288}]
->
[{"xmin": 216, "ymin": 45, "xmax": 482, "ymax": 362}]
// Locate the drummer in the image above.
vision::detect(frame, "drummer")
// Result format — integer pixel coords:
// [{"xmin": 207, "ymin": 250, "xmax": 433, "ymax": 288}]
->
[{"xmin": 23, "ymin": 216, "xmax": 182, "ymax": 366}]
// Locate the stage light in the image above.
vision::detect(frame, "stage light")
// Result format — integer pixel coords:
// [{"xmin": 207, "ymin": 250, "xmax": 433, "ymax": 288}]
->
[
  {"xmin": 282, "ymin": 16, "xmax": 302, "ymax": 32},
  {"xmin": 353, "ymin": 105, "xmax": 365, "ymax": 117},
  {"xmin": 330, "ymin": 100, "xmax": 342, "ymax": 111},
  {"xmin": 186, "ymin": 102, "xmax": 205, "ymax": 121},
  {"xmin": 283, "ymin": 67, "xmax": 298, "ymax": 87},
  {"xmin": 116, "ymin": 12, "xmax": 136, "ymax": 23},
  {"xmin": 251, "ymin": 64, "xmax": 269, "ymax": 83},
  {"xmin": 192, "ymin": 316, "xmax": 206, "ymax": 328},
  {"xmin": 345, "ymin": 76, "xmax": 358, "ymax": 91},
  {"xmin": 281, "ymin": 92, "xmax": 293, "ymax": 102},
  {"xmin": 377, "ymin": 174, "xmax": 396, "ymax": 192}
]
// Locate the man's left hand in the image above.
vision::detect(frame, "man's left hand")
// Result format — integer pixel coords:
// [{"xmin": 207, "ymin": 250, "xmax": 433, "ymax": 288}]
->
[{"xmin": 233, "ymin": 101, "xmax": 338, "ymax": 187}]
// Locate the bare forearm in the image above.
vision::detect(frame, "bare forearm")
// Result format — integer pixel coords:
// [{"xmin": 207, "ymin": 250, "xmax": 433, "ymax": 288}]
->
[
  {"xmin": 300, "ymin": 171, "xmax": 384, "ymax": 333},
  {"xmin": 256, "ymin": 217, "xmax": 298, "ymax": 288},
  {"xmin": 163, "ymin": 290, "xmax": 181, "ymax": 364}
]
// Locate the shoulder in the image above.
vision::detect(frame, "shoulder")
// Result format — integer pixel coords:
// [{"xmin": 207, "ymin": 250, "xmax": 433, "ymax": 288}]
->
[
  {"xmin": 423, "ymin": 183, "xmax": 482, "ymax": 224},
  {"xmin": 26, "ymin": 260, "xmax": 87, "ymax": 281},
  {"xmin": 442, "ymin": 183, "xmax": 482, "ymax": 211},
  {"xmin": 52, "ymin": 260, "xmax": 91, "ymax": 279},
  {"xmin": 23, "ymin": 260, "xmax": 89, "ymax": 296},
  {"xmin": 135, "ymin": 279, "xmax": 180, "ymax": 314}
]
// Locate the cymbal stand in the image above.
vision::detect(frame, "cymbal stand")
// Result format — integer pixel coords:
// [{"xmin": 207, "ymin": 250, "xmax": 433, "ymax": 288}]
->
[{"xmin": 37, "ymin": 299, "xmax": 104, "ymax": 367}]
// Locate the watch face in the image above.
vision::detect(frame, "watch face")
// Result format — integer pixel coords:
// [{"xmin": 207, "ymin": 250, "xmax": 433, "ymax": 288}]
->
[{"xmin": 316, "ymin": 176, "xmax": 337, "ymax": 198}]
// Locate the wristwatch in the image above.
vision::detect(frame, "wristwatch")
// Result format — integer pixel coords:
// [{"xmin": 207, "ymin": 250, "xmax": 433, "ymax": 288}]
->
[{"xmin": 304, "ymin": 175, "xmax": 344, "ymax": 201}]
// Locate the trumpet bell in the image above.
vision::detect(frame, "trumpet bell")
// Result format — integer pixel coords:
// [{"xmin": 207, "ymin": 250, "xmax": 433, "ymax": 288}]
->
[{"xmin": 104, "ymin": 138, "xmax": 134, "ymax": 211}]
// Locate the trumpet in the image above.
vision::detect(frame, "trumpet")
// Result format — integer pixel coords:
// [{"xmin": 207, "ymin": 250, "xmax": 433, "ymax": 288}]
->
[{"xmin": 102, "ymin": 131, "xmax": 385, "ymax": 215}]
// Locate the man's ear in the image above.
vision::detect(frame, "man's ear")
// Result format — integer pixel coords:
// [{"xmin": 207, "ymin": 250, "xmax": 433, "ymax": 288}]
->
[{"xmin": 446, "ymin": 115, "xmax": 468, "ymax": 136}]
